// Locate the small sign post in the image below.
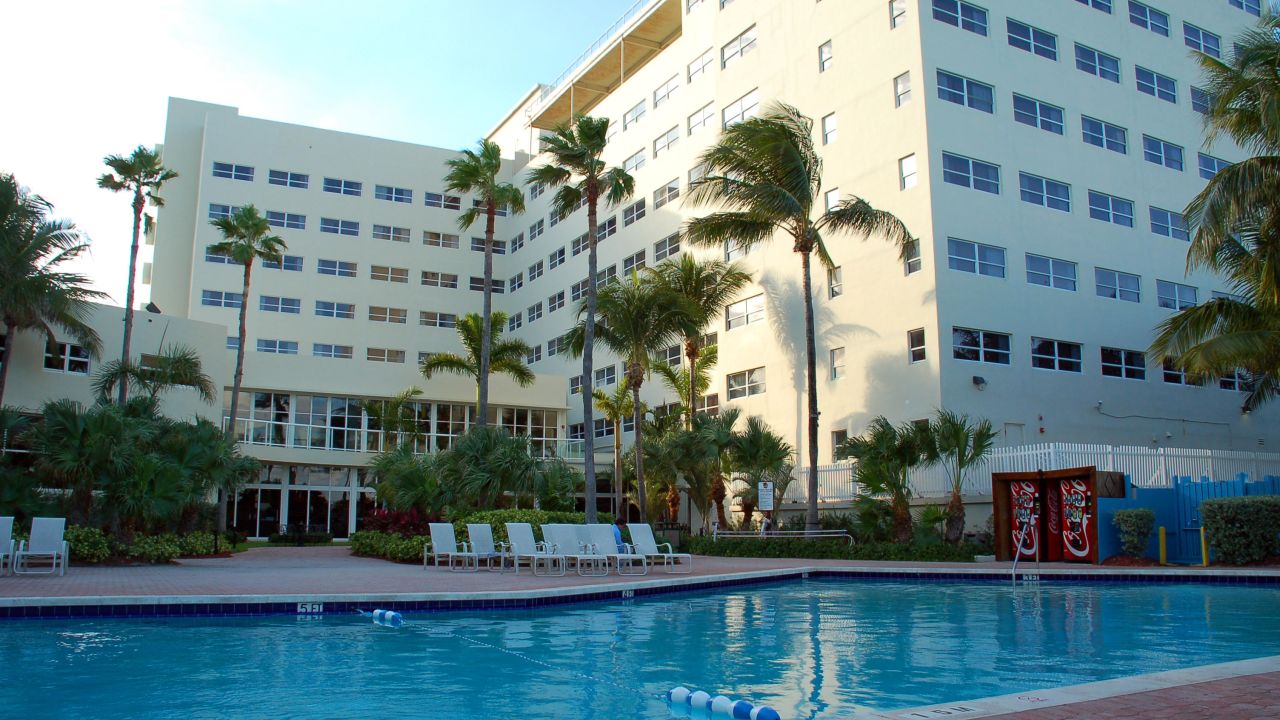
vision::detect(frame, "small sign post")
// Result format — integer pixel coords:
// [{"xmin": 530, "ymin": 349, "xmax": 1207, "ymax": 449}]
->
[{"xmin": 758, "ymin": 481, "xmax": 774, "ymax": 512}]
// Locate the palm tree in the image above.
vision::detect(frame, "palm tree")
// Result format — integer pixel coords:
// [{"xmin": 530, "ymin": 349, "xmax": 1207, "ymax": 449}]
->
[
  {"xmin": 697, "ymin": 407, "xmax": 742, "ymax": 529},
  {"xmin": 420, "ymin": 312, "xmax": 534, "ymax": 410},
  {"xmin": 838, "ymin": 416, "xmax": 929, "ymax": 544},
  {"xmin": 653, "ymin": 344, "xmax": 719, "ymax": 422},
  {"xmin": 650, "ymin": 255, "xmax": 751, "ymax": 428},
  {"xmin": 372, "ymin": 444, "xmax": 447, "ymax": 517},
  {"xmin": 921, "ymin": 409, "xmax": 996, "ymax": 544},
  {"xmin": 0, "ymin": 174, "xmax": 105, "ymax": 406},
  {"xmin": 360, "ymin": 386, "xmax": 425, "ymax": 452},
  {"xmin": 730, "ymin": 414, "xmax": 794, "ymax": 527},
  {"xmin": 593, "ymin": 383, "xmax": 635, "ymax": 518},
  {"xmin": 445, "ymin": 139, "xmax": 526, "ymax": 427},
  {"xmin": 92, "ymin": 344, "xmax": 218, "ymax": 405},
  {"xmin": 98, "ymin": 146, "xmax": 177, "ymax": 404},
  {"xmin": 682, "ymin": 102, "xmax": 915, "ymax": 532},
  {"xmin": 570, "ymin": 273, "xmax": 686, "ymax": 523},
  {"xmin": 526, "ymin": 114, "xmax": 635, "ymax": 522}
]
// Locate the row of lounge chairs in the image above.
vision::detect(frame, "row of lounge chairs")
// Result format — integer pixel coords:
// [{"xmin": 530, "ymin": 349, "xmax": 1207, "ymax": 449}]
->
[
  {"xmin": 0, "ymin": 517, "xmax": 69, "ymax": 576},
  {"xmin": 424, "ymin": 522, "xmax": 691, "ymax": 577}
]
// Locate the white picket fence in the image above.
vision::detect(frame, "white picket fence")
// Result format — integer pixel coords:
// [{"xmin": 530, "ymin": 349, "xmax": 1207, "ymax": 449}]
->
[{"xmin": 780, "ymin": 443, "xmax": 1280, "ymax": 505}]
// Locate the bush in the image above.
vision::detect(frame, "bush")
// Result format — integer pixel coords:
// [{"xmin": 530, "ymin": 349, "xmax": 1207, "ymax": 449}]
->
[
  {"xmin": 450, "ymin": 509, "xmax": 613, "ymax": 545},
  {"xmin": 125, "ymin": 534, "xmax": 183, "ymax": 563},
  {"xmin": 361, "ymin": 508, "xmax": 432, "ymax": 538},
  {"xmin": 1202, "ymin": 496, "xmax": 1280, "ymax": 565},
  {"xmin": 348, "ymin": 530, "xmax": 429, "ymax": 563},
  {"xmin": 65, "ymin": 525, "xmax": 114, "ymax": 564},
  {"xmin": 177, "ymin": 531, "xmax": 217, "ymax": 556},
  {"xmin": 687, "ymin": 536, "xmax": 981, "ymax": 562},
  {"xmin": 1113, "ymin": 508, "xmax": 1156, "ymax": 557},
  {"xmin": 267, "ymin": 531, "xmax": 333, "ymax": 545}
]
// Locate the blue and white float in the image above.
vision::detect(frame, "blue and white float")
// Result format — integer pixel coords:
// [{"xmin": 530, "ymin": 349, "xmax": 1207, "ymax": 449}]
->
[
  {"xmin": 665, "ymin": 686, "xmax": 780, "ymax": 720},
  {"xmin": 370, "ymin": 609, "xmax": 404, "ymax": 628}
]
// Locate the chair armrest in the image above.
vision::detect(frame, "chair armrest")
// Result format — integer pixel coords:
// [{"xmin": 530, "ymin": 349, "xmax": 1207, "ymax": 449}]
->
[
  {"xmin": 658, "ymin": 542, "xmax": 674, "ymax": 553},
  {"xmin": 459, "ymin": 542, "xmax": 470, "ymax": 553}
]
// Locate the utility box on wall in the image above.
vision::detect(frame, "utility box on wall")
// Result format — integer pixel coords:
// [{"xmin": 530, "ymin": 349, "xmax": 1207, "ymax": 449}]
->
[{"xmin": 992, "ymin": 467, "xmax": 1125, "ymax": 564}]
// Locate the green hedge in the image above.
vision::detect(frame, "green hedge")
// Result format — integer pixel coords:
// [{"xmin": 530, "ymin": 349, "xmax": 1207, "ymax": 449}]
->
[
  {"xmin": 65, "ymin": 525, "xmax": 114, "ymax": 564},
  {"xmin": 1202, "ymin": 496, "xmax": 1280, "ymax": 565},
  {"xmin": 60, "ymin": 526, "xmax": 224, "ymax": 565},
  {"xmin": 349, "ymin": 531, "xmax": 430, "ymax": 563},
  {"xmin": 1113, "ymin": 508, "xmax": 1156, "ymax": 557},
  {"xmin": 687, "ymin": 536, "xmax": 981, "ymax": 563},
  {"xmin": 125, "ymin": 534, "xmax": 184, "ymax": 564},
  {"xmin": 450, "ymin": 509, "xmax": 613, "ymax": 545}
]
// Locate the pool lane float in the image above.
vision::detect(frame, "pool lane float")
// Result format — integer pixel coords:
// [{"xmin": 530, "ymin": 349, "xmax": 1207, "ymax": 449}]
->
[
  {"xmin": 665, "ymin": 686, "xmax": 780, "ymax": 720},
  {"xmin": 366, "ymin": 609, "xmax": 404, "ymax": 628}
]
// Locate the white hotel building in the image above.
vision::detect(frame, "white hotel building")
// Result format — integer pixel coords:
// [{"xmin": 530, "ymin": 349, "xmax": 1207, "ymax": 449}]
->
[{"xmin": 143, "ymin": 0, "xmax": 1277, "ymax": 537}]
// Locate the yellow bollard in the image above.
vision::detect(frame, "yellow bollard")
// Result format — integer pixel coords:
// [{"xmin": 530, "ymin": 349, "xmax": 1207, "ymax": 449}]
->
[
  {"xmin": 1158, "ymin": 527, "xmax": 1167, "ymax": 566},
  {"xmin": 1200, "ymin": 526, "xmax": 1210, "ymax": 567}
]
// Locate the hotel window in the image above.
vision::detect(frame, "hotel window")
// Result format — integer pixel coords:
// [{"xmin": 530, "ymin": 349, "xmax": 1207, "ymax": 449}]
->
[
  {"xmin": 829, "ymin": 347, "xmax": 846, "ymax": 379},
  {"xmin": 908, "ymin": 329, "xmax": 927, "ymax": 362},
  {"xmin": 932, "ymin": 0, "xmax": 988, "ymax": 36},
  {"xmin": 1007, "ymin": 19, "xmax": 1057, "ymax": 59},
  {"xmin": 1019, "ymin": 172, "xmax": 1071, "ymax": 212},
  {"xmin": 375, "ymin": 185, "xmax": 412, "ymax": 203},
  {"xmin": 373, "ymin": 224, "xmax": 410, "ymax": 243},
  {"xmin": 208, "ymin": 203, "xmax": 237, "ymax": 220},
  {"xmin": 688, "ymin": 103, "xmax": 715, "ymax": 136},
  {"xmin": 623, "ymin": 100, "xmax": 646, "ymax": 130},
  {"xmin": 593, "ymin": 419, "xmax": 613, "ymax": 439},
  {"xmin": 317, "ymin": 259, "xmax": 356, "ymax": 277},
  {"xmin": 818, "ymin": 40, "xmax": 833, "ymax": 72},
  {"xmin": 1128, "ymin": 1, "xmax": 1169, "ymax": 35},
  {"xmin": 1082, "ymin": 116, "xmax": 1127, "ymax": 154},
  {"xmin": 212, "ymin": 162, "xmax": 253, "ymax": 181},
  {"xmin": 1229, "ymin": 0, "xmax": 1261, "ymax": 16},
  {"xmin": 568, "ymin": 422, "xmax": 585, "ymax": 441},
  {"xmin": 571, "ymin": 234, "xmax": 589, "ymax": 257},
  {"xmin": 320, "ymin": 218, "xmax": 359, "ymax": 236},
  {"xmin": 569, "ymin": 375, "xmax": 583, "ymax": 395},
  {"xmin": 260, "ymin": 295, "xmax": 301, "ymax": 314},
  {"xmin": 1026, "ymin": 254, "xmax": 1077, "ymax": 291},
  {"xmin": 370, "ymin": 265, "xmax": 408, "ymax": 283},
  {"xmin": 508, "ymin": 312, "xmax": 523, "ymax": 331},
  {"xmin": 1075, "ymin": 44, "xmax": 1120, "ymax": 83},
  {"xmin": 894, "ymin": 72, "xmax": 912, "ymax": 107},
  {"xmin": 689, "ymin": 162, "xmax": 709, "ymax": 185},
  {"xmin": 696, "ymin": 393, "xmax": 719, "ymax": 417},
  {"xmin": 904, "ymin": 240, "xmax": 922, "ymax": 275},
  {"xmin": 548, "ymin": 291, "xmax": 565, "ymax": 312},
  {"xmin": 257, "ymin": 339, "xmax": 299, "ymax": 355},
  {"xmin": 424, "ymin": 192, "xmax": 461, "ymax": 210},
  {"xmin": 828, "ymin": 267, "xmax": 843, "ymax": 297},
  {"xmin": 596, "ymin": 264, "xmax": 617, "ymax": 287},
  {"xmin": 725, "ymin": 239, "xmax": 751, "ymax": 262},
  {"xmin": 205, "ymin": 246, "xmax": 232, "ymax": 264},
  {"xmin": 369, "ymin": 306, "xmax": 407, "ymax": 324},
  {"xmin": 655, "ymin": 233, "xmax": 681, "ymax": 261},
  {"xmin": 1031, "ymin": 338, "xmax": 1082, "ymax": 373},
  {"xmin": 424, "ymin": 231, "xmax": 460, "ymax": 248},
  {"xmin": 315, "ymin": 301, "xmax": 355, "ymax": 319},
  {"xmin": 942, "ymin": 153, "xmax": 1000, "ymax": 194},
  {"xmin": 624, "ymin": 150, "xmax": 646, "ymax": 173},
  {"xmin": 1102, "ymin": 347, "xmax": 1146, "ymax": 380},
  {"xmin": 824, "ymin": 188, "xmax": 841, "ymax": 212},
  {"xmin": 472, "ymin": 198, "xmax": 508, "ymax": 217},
  {"xmin": 936, "ymin": 70, "xmax": 993, "ymax": 113},
  {"xmin": 1076, "ymin": 0, "xmax": 1112, "ymax": 13},
  {"xmin": 597, "ymin": 216, "xmax": 618, "ymax": 241},
  {"xmin": 1198, "ymin": 153, "xmax": 1230, "ymax": 180},
  {"xmin": 1191, "ymin": 86, "xmax": 1215, "ymax": 115},
  {"xmin": 549, "ymin": 335, "xmax": 570, "ymax": 357},
  {"xmin": 1095, "ymin": 268, "xmax": 1141, "ymax": 303},
  {"xmin": 470, "ymin": 237, "xmax": 507, "ymax": 255},
  {"xmin": 947, "ymin": 238, "xmax": 1006, "ymax": 277},
  {"xmin": 201, "ymin": 290, "xmax": 243, "ymax": 308},
  {"xmin": 1157, "ymin": 280, "xmax": 1197, "ymax": 310},
  {"xmin": 1161, "ymin": 360, "xmax": 1192, "ymax": 386},
  {"xmin": 529, "ymin": 182, "xmax": 545, "ymax": 200},
  {"xmin": 226, "ymin": 337, "xmax": 238, "ymax": 351},
  {"xmin": 899, "ymin": 155, "xmax": 918, "ymax": 189},
  {"xmin": 727, "ymin": 367, "xmax": 766, "ymax": 399},
  {"xmin": 43, "ymin": 341, "xmax": 90, "ymax": 374},
  {"xmin": 1220, "ymin": 369, "xmax": 1253, "ymax": 392},
  {"xmin": 469, "ymin": 277, "xmax": 504, "ymax": 294},
  {"xmin": 268, "ymin": 169, "xmax": 308, "ymax": 188},
  {"xmin": 1013, "ymin": 95, "xmax": 1064, "ymax": 135},
  {"xmin": 1143, "ymin": 135, "xmax": 1184, "ymax": 171},
  {"xmin": 509, "ymin": 272, "xmax": 524, "ymax": 291},
  {"xmin": 1150, "ymin": 207, "xmax": 1190, "ymax": 241},
  {"xmin": 722, "ymin": 89, "xmax": 760, "ymax": 127},
  {"xmin": 323, "ymin": 177, "xmax": 362, "ymax": 196},
  {"xmin": 595, "ymin": 365, "xmax": 617, "ymax": 387},
  {"xmin": 262, "ymin": 255, "xmax": 303, "ymax": 272},
  {"xmin": 653, "ymin": 75, "xmax": 679, "ymax": 107},
  {"xmin": 571, "ymin": 278, "xmax": 590, "ymax": 302},
  {"xmin": 510, "ymin": 232, "xmax": 525, "ymax": 253},
  {"xmin": 367, "ymin": 348, "xmax": 406, "ymax": 364},
  {"xmin": 549, "ymin": 247, "xmax": 566, "ymax": 268},
  {"xmin": 688, "ymin": 48, "xmax": 714, "ymax": 82},
  {"xmin": 890, "ymin": 0, "xmax": 907, "ymax": 27},
  {"xmin": 528, "ymin": 302, "xmax": 544, "ymax": 322},
  {"xmin": 722, "ymin": 26, "xmax": 757, "ymax": 68},
  {"xmin": 526, "ymin": 345, "xmax": 542, "ymax": 364},
  {"xmin": 1184, "ymin": 24, "xmax": 1221, "ymax": 58},
  {"xmin": 699, "ymin": 332, "xmax": 718, "ymax": 349},
  {"xmin": 313, "ymin": 343, "xmax": 353, "ymax": 360},
  {"xmin": 821, "ymin": 113, "xmax": 838, "ymax": 145},
  {"xmin": 659, "ymin": 344, "xmax": 681, "ymax": 367},
  {"xmin": 528, "ymin": 260, "xmax": 545, "ymax": 281},
  {"xmin": 1136, "ymin": 67, "xmax": 1177, "ymax": 104},
  {"xmin": 654, "ymin": 179, "xmax": 680, "ymax": 209},
  {"xmin": 623, "ymin": 250, "xmax": 646, "ymax": 275},
  {"xmin": 726, "ymin": 294, "xmax": 765, "ymax": 330},
  {"xmin": 265, "ymin": 211, "xmax": 306, "ymax": 230},
  {"xmin": 1088, "ymin": 191, "xmax": 1135, "ymax": 227},
  {"xmin": 654, "ymin": 127, "xmax": 679, "ymax": 158}
]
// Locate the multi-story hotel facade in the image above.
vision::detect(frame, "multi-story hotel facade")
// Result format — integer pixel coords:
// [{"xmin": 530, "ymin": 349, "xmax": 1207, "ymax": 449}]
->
[{"xmin": 147, "ymin": 0, "xmax": 1277, "ymax": 536}]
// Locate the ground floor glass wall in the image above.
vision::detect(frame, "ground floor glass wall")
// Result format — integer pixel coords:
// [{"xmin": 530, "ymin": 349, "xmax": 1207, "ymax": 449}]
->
[{"xmin": 230, "ymin": 464, "xmax": 375, "ymax": 539}]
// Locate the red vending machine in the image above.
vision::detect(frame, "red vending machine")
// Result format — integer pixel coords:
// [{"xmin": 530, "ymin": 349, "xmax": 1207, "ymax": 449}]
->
[
  {"xmin": 1059, "ymin": 478, "xmax": 1096, "ymax": 562},
  {"xmin": 1009, "ymin": 480, "xmax": 1039, "ymax": 560}
]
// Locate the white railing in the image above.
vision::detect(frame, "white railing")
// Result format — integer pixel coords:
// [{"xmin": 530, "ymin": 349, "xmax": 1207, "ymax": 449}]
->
[
  {"xmin": 778, "ymin": 443, "xmax": 1280, "ymax": 505},
  {"xmin": 536, "ymin": 0, "xmax": 654, "ymax": 103}
]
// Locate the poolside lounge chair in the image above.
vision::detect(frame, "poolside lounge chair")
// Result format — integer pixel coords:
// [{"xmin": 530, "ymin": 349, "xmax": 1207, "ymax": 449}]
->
[
  {"xmin": 462, "ymin": 523, "xmax": 504, "ymax": 572},
  {"xmin": 629, "ymin": 523, "xmax": 692, "ymax": 574},
  {"xmin": 542, "ymin": 524, "xmax": 608, "ymax": 577},
  {"xmin": 426, "ymin": 522, "xmax": 467, "ymax": 570},
  {"xmin": 586, "ymin": 524, "xmax": 648, "ymax": 576},
  {"xmin": 0, "ymin": 516, "xmax": 13, "ymax": 576},
  {"xmin": 14, "ymin": 517, "xmax": 68, "ymax": 576},
  {"xmin": 504, "ymin": 523, "xmax": 565, "ymax": 576}
]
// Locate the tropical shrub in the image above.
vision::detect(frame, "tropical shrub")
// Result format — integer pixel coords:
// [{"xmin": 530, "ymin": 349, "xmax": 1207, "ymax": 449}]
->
[
  {"xmin": 65, "ymin": 525, "xmax": 114, "ymax": 564},
  {"xmin": 177, "ymin": 531, "xmax": 217, "ymax": 556},
  {"xmin": 1112, "ymin": 509, "xmax": 1157, "ymax": 557},
  {"xmin": 125, "ymin": 534, "xmax": 184, "ymax": 563},
  {"xmin": 362, "ymin": 508, "xmax": 432, "ymax": 538},
  {"xmin": 348, "ymin": 531, "xmax": 429, "ymax": 563},
  {"xmin": 1202, "ymin": 497, "xmax": 1280, "ymax": 565}
]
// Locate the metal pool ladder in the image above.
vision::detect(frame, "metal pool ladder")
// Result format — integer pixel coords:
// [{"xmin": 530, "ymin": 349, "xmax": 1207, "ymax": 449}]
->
[{"xmin": 1010, "ymin": 522, "xmax": 1041, "ymax": 585}]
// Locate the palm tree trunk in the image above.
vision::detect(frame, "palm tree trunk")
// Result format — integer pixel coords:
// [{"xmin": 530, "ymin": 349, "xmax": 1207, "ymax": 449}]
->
[
  {"xmin": 477, "ymin": 203, "xmax": 495, "ymax": 427},
  {"xmin": 945, "ymin": 489, "xmax": 966, "ymax": 544},
  {"xmin": 581, "ymin": 189, "xmax": 599, "ymax": 522},
  {"xmin": 221, "ymin": 262, "xmax": 252, "ymax": 535},
  {"xmin": 684, "ymin": 336, "xmax": 699, "ymax": 430},
  {"xmin": 631, "ymin": 375, "xmax": 648, "ymax": 523},
  {"xmin": 0, "ymin": 320, "xmax": 16, "ymax": 407},
  {"xmin": 800, "ymin": 248, "xmax": 821, "ymax": 532},
  {"xmin": 117, "ymin": 189, "xmax": 145, "ymax": 405},
  {"xmin": 711, "ymin": 471, "xmax": 728, "ymax": 529},
  {"xmin": 613, "ymin": 420, "xmax": 623, "ymax": 518}
]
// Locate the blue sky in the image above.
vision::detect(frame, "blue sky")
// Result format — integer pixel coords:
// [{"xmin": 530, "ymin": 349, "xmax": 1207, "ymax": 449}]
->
[{"xmin": 0, "ymin": 0, "xmax": 635, "ymax": 304}]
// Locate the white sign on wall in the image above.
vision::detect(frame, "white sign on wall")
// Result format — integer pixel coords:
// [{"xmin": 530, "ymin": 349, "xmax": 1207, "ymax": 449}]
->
[{"xmin": 758, "ymin": 481, "xmax": 774, "ymax": 512}]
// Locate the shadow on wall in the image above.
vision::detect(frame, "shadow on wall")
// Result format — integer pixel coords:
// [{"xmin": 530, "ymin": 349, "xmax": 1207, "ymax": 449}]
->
[{"xmin": 828, "ymin": 350, "xmax": 944, "ymax": 445}]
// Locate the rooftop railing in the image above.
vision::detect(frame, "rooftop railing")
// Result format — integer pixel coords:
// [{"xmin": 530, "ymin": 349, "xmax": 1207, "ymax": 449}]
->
[{"xmin": 537, "ymin": 0, "xmax": 655, "ymax": 104}]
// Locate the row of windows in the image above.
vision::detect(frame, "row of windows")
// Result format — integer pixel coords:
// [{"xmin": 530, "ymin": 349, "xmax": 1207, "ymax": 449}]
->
[{"xmin": 211, "ymin": 161, "xmax": 467, "ymax": 210}]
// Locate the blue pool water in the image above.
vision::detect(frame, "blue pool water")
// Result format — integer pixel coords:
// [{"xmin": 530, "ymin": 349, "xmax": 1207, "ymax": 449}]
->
[{"xmin": 3, "ymin": 579, "xmax": 1280, "ymax": 719}]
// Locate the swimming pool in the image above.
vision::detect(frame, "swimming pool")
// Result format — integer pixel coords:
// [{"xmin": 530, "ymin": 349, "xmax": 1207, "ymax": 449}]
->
[{"xmin": 3, "ymin": 578, "xmax": 1279, "ymax": 718}]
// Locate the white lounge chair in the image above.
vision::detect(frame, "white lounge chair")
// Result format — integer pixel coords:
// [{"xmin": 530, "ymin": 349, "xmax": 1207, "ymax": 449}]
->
[
  {"xmin": 426, "ymin": 522, "xmax": 467, "ymax": 570},
  {"xmin": 587, "ymin": 524, "xmax": 648, "ymax": 576},
  {"xmin": 629, "ymin": 523, "xmax": 692, "ymax": 574},
  {"xmin": 0, "ymin": 516, "xmax": 13, "ymax": 576},
  {"xmin": 14, "ymin": 517, "xmax": 68, "ymax": 576},
  {"xmin": 505, "ymin": 522, "xmax": 565, "ymax": 576},
  {"xmin": 543, "ymin": 524, "xmax": 608, "ymax": 576},
  {"xmin": 462, "ymin": 523, "xmax": 504, "ymax": 572}
]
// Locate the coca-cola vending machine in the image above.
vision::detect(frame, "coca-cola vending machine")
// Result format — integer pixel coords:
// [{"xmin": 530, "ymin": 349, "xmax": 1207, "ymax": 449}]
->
[
  {"xmin": 1009, "ymin": 480, "xmax": 1039, "ymax": 560},
  {"xmin": 1059, "ymin": 478, "xmax": 1096, "ymax": 563},
  {"xmin": 993, "ymin": 467, "xmax": 1114, "ymax": 564}
]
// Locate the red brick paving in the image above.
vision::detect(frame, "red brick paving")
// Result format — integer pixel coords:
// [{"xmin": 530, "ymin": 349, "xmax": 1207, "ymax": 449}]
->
[{"xmin": 985, "ymin": 671, "xmax": 1280, "ymax": 720}]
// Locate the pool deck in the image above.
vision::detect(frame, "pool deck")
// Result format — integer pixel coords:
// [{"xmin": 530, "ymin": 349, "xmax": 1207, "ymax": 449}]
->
[{"xmin": 4, "ymin": 547, "xmax": 1280, "ymax": 720}]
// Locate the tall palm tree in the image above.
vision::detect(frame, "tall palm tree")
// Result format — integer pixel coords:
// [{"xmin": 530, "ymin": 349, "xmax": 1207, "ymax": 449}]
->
[
  {"xmin": 420, "ymin": 312, "xmax": 534, "ymax": 407},
  {"xmin": 683, "ymin": 102, "xmax": 915, "ymax": 531},
  {"xmin": 526, "ymin": 114, "xmax": 635, "ymax": 522},
  {"xmin": 838, "ymin": 416, "xmax": 930, "ymax": 544},
  {"xmin": 570, "ymin": 273, "xmax": 686, "ymax": 523},
  {"xmin": 593, "ymin": 383, "xmax": 635, "ymax": 518},
  {"xmin": 0, "ymin": 175, "xmax": 105, "ymax": 406},
  {"xmin": 445, "ymin": 139, "xmax": 526, "ymax": 427},
  {"xmin": 98, "ymin": 146, "xmax": 177, "ymax": 404},
  {"xmin": 650, "ymin": 255, "xmax": 751, "ymax": 428},
  {"xmin": 92, "ymin": 344, "xmax": 218, "ymax": 405},
  {"xmin": 921, "ymin": 409, "xmax": 996, "ymax": 544}
]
